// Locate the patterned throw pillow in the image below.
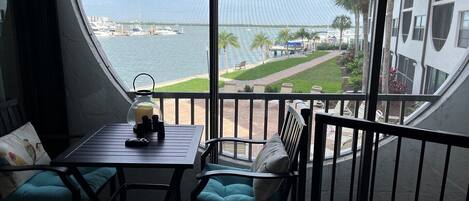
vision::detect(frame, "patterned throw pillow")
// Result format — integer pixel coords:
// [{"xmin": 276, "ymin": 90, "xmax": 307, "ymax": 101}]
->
[
  {"xmin": 0, "ymin": 122, "xmax": 51, "ymax": 199},
  {"xmin": 251, "ymin": 133, "xmax": 290, "ymax": 201}
]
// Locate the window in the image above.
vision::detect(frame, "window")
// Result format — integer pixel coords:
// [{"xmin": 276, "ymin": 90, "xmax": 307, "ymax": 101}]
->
[
  {"xmin": 425, "ymin": 66, "xmax": 448, "ymax": 94},
  {"xmin": 392, "ymin": 18, "xmax": 399, "ymax": 37},
  {"xmin": 404, "ymin": 0, "xmax": 414, "ymax": 9},
  {"xmin": 402, "ymin": 11, "xmax": 412, "ymax": 42},
  {"xmin": 397, "ymin": 55, "xmax": 416, "ymax": 94},
  {"xmin": 412, "ymin": 15, "xmax": 426, "ymax": 41},
  {"xmin": 458, "ymin": 11, "xmax": 469, "ymax": 48},
  {"xmin": 432, "ymin": 3, "xmax": 454, "ymax": 51}
]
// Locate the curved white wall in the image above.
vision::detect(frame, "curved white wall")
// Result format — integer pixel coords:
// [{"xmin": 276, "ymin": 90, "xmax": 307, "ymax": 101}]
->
[{"xmin": 56, "ymin": 0, "xmax": 131, "ymax": 137}]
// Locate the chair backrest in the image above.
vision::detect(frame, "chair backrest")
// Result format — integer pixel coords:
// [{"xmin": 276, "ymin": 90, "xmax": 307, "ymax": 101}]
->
[
  {"xmin": 278, "ymin": 102, "xmax": 308, "ymax": 168},
  {"xmin": 0, "ymin": 99, "xmax": 26, "ymax": 137}
]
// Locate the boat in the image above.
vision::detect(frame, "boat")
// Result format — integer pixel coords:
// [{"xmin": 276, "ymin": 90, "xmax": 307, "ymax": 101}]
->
[
  {"xmin": 130, "ymin": 25, "xmax": 148, "ymax": 36},
  {"xmin": 150, "ymin": 25, "xmax": 181, "ymax": 36}
]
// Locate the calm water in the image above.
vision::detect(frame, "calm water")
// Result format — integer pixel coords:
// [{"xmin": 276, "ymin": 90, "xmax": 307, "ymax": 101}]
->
[{"xmin": 97, "ymin": 25, "xmax": 302, "ymax": 88}]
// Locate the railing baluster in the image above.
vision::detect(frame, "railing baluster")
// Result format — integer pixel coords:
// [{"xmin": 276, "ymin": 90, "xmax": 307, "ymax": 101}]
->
[
  {"xmin": 390, "ymin": 101, "xmax": 407, "ymax": 201},
  {"xmin": 331, "ymin": 123, "xmax": 340, "ymax": 201},
  {"xmin": 384, "ymin": 100, "xmax": 391, "ymax": 123},
  {"xmin": 249, "ymin": 98, "xmax": 254, "ymax": 161},
  {"xmin": 391, "ymin": 136, "xmax": 402, "ymax": 201},
  {"xmin": 399, "ymin": 101, "xmax": 406, "ymax": 125},
  {"xmin": 234, "ymin": 99, "xmax": 239, "ymax": 159},
  {"xmin": 175, "ymin": 98, "xmax": 179, "ymax": 124},
  {"xmin": 466, "ymin": 185, "xmax": 469, "ymax": 201},
  {"xmin": 439, "ymin": 145, "xmax": 452, "ymax": 201},
  {"xmin": 205, "ymin": 98, "xmax": 209, "ymax": 143},
  {"xmin": 190, "ymin": 98, "xmax": 195, "ymax": 125},
  {"xmin": 369, "ymin": 132, "xmax": 380, "ymax": 201},
  {"xmin": 311, "ymin": 116, "xmax": 327, "ymax": 201},
  {"xmin": 159, "ymin": 98, "xmax": 164, "ymax": 121},
  {"xmin": 414, "ymin": 141, "xmax": 426, "ymax": 201},
  {"xmin": 325, "ymin": 100, "xmax": 330, "ymax": 113},
  {"xmin": 264, "ymin": 99, "xmax": 268, "ymax": 140},
  {"xmin": 219, "ymin": 98, "xmax": 224, "ymax": 154},
  {"xmin": 349, "ymin": 100, "xmax": 361, "ymax": 201}
]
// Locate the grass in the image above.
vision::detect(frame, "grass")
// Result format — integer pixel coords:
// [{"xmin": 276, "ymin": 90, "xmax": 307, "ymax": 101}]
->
[
  {"xmin": 268, "ymin": 57, "xmax": 342, "ymax": 93},
  {"xmin": 154, "ymin": 78, "xmax": 224, "ymax": 92},
  {"xmin": 221, "ymin": 51, "xmax": 329, "ymax": 80}
]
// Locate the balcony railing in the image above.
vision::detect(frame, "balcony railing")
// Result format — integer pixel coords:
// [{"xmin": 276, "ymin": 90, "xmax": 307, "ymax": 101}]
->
[
  {"xmin": 312, "ymin": 113, "xmax": 469, "ymax": 201},
  {"xmin": 127, "ymin": 92, "xmax": 440, "ymax": 162}
]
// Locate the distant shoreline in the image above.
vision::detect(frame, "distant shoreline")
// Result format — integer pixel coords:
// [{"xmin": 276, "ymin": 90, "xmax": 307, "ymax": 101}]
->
[{"xmin": 116, "ymin": 22, "xmax": 357, "ymax": 29}]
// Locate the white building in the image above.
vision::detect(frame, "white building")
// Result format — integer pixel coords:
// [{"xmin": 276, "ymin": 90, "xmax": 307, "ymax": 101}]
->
[{"xmin": 389, "ymin": 0, "xmax": 469, "ymax": 94}]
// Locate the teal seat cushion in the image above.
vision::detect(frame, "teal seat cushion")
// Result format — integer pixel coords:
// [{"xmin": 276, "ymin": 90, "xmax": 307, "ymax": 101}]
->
[
  {"xmin": 4, "ymin": 167, "xmax": 116, "ymax": 201},
  {"xmin": 197, "ymin": 164, "xmax": 280, "ymax": 201}
]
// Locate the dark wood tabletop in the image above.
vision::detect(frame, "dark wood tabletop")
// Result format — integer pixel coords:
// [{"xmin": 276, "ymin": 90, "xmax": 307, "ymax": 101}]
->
[{"xmin": 53, "ymin": 124, "xmax": 204, "ymax": 169}]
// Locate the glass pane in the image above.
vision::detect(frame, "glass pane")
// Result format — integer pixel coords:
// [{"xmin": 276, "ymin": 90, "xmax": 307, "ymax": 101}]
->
[
  {"xmin": 81, "ymin": 0, "xmax": 209, "ymax": 92},
  {"xmin": 378, "ymin": 0, "xmax": 466, "ymax": 127},
  {"xmin": 218, "ymin": 0, "xmax": 374, "ymax": 160}
]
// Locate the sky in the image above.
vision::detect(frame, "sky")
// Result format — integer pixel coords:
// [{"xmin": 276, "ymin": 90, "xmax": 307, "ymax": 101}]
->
[{"xmin": 82, "ymin": 0, "xmax": 351, "ymax": 26}]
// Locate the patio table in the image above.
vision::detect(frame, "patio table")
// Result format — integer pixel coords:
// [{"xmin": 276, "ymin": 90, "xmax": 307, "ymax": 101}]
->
[{"xmin": 53, "ymin": 123, "xmax": 204, "ymax": 201}]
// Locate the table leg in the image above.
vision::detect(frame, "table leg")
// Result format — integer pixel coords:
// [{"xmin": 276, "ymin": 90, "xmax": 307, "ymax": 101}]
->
[
  {"xmin": 164, "ymin": 168, "xmax": 185, "ymax": 201},
  {"xmin": 117, "ymin": 167, "xmax": 127, "ymax": 201}
]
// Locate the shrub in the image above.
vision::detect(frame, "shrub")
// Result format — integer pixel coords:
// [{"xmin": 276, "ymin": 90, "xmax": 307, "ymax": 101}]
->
[
  {"xmin": 316, "ymin": 43, "xmax": 348, "ymax": 51},
  {"xmin": 346, "ymin": 54, "xmax": 364, "ymax": 92},
  {"xmin": 243, "ymin": 85, "xmax": 253, "ymax": 92},
  {"xmin": 265, "ymin": 85, "xmax": 279, "ymax": 93}
]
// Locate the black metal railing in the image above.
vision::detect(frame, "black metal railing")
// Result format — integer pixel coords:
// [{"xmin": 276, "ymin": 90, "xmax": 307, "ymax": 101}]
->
[
  {"xmin": 311, "ymin": 113, "xmax": 469, "ymax": 201},
  {"xmin": 127, "ymin": 92, "xmax": 439, "ymax": 162}
]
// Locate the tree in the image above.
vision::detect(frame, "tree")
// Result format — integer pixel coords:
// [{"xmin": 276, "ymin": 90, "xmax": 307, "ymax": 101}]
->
[
  {"xmin": 277, "ymin": 29, "xmax": 293, "ymax": 57},
  {"xmin": 251, "ymin": 33, "xmax": 273, "ymax": 64},
  {"xmin": 334, "ymin": 0, "xmax": 371, "ymax": 91},
  {"xmin": 335, "ymin": 0, "xmax": 361, "ymax": 55},
  {"xmin": 359, "ymin": 0, "xmax": 370, "ymax": 92},
  {"xmin": 219, "ymin": 31, "xmax": 240, "ymax": 69},
  {"xmin": 332, "ymin": 15, "xmax": 352, "ymax": 51},
  {"xmin": 381, "ymin": 0, "xmax": 395, "ymax": 94},
  {"xmin": 308, "ymin": 31, "xmax": 320, "ymax": 51},
  {"xmin": 294, "ymin": 28, "xmax": 309, "ymax": 51}
]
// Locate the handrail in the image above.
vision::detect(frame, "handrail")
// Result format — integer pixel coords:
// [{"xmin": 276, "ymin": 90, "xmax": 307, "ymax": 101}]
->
[
  {"xmin": 126, "ymin": 91, "xmax": 439, "ymax": 102},
  {"xmin": 315, "ymin": 113, "xmax": 469, "ymax": 148},
  {"xmin": 311, "ymin": 113, "xmax": 469, "ymax": 201}
]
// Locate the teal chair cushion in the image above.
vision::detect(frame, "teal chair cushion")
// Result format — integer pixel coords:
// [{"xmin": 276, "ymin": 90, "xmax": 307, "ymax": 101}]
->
[
  {"xmin": 197, "ymin": 164, "xmax": 280, "ymax": 201},
  {"xmin": 4, "ymin": 167, "xmax": 116, "ymax": 201}
]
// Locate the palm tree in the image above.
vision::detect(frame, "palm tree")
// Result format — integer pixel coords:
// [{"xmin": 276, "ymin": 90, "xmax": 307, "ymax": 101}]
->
[
  {"xmin": 334, "ymin": 0, "xmax": 370, "ymax": 92},
  {"xmin": 295, "ymin": 28, "xmax": 309, "ymax": 51},
  {"xmin": 308, "ymin": 32, "xmax": 320, "ymax": 51},
  {"xmin": 277, "ymin": 29, "xmax": 292, "ymax": 57},
  {"xmin": 335, "ymin": 0, "xmax": 360, "ymax": 55},
  {"xmin": 219, "ymin": 31, "xmax": 240, "ymax": 69},
  {"xmin": 381, "ymin": 0, "xmax": 395, "ymax": 94},
  {"xmin": 251, "ymin": 33, "xmax": 273, "ymax": 64},
  {"xmin": 332, "ymin": 15, "xmax": 352, "ymax": 51}
]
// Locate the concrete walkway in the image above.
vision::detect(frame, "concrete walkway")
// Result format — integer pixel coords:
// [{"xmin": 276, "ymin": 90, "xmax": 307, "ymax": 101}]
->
[{"xmin": 229, "ymin": 51, "xmax": 340, "ymax": 87}]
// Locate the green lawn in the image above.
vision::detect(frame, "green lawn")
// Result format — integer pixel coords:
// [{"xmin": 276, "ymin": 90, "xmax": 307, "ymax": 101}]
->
[
  {"xmin": 154, "ymin": 78, "xmax": 224, "ymax": 92},
  {"xmin": 221, "ymin": 51, "xmax": 329, "ymax": 80},
  {"xmin": 268, "ymin": 57, "xmax": 342, "ymax": 93}
]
